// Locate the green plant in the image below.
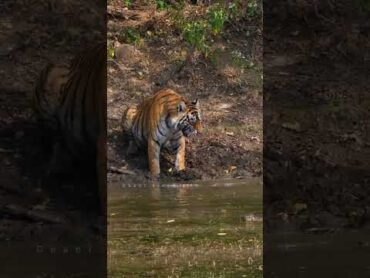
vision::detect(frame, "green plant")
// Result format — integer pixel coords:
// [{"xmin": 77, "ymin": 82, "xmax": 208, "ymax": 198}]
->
[
  {"xmin": 208, "ymin": 8, "xmax": 228, "ymax": 36},
  {"xmin": 169, "ymin": 5, "xmax": 186, "ymax": 29},
  {"xmin": 231, "ymin": 50, "xmax": 254, "ymax": 69},
  {"xmin": 120, "ymin": 28, "xmax": 141, "ymax": 45},
  {"xmin": 208, "ymin": 47, "xmax": 222, "ymax": 66},
  {"xmin": 156, "ymin": 0, "xmax": 168, "ymax": 10},
  {"xmin": 358, "ymin": 0, "xmax": 370, "ymax": 11},
  {"xmin": 107, "ymin": 45, "xmax": 115, "ymax": 59},
  {"xmin": 174, "ymin": 0, "xmax": 186, "ymax": 10},
  {"xmin": 227, "ymin": 0, "xmax": 245, "ymax": 19},
  {"xmin": 123, "ymin": 0, "xmax": 131, "ymax": 8},
  {"xmin": 182, "ymin": 21, "xmax": 208, "ymax": 53},
  {"xmin": 247, "ymin": 0, "xmax": 259, "ymax": 18},
  {"xmin": 228, "ymin": 2, "xmax": 238, "ymax": 17}
]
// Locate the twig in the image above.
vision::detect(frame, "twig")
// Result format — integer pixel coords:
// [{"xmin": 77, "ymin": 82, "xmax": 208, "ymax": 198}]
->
[
  {"xmin": 3, "ymin": 204, "xmax": 66, "ymax": 224},
  {"xmin": 0, "ymin": 148, "xmax": 13, "ymax": 153},
  {"xmin": 108, "ymin": 166, "xmax": 136, "ymax": 175},
  {"xmin": 108, "ymin": 58, "xmax": 133, "ymax": 73}
]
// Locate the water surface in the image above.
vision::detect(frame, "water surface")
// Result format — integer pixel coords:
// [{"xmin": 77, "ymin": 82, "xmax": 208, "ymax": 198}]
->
[
  {"xmin": 265, "ymin": 231, "xmax": 370, "ymax": 277},
  {"xmin": 108, "ymin": 178, "xmax": 263, "ymax": 277}
]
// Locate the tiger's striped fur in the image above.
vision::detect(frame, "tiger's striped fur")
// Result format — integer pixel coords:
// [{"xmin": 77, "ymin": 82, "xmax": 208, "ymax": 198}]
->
[
  {"xmin": 56, "ymin": 43, "xmax": 106, "ymax": 160},
  {"xmin": 122, "ymin": 89, "xmax": 202, "ymax": 178},
  {"xmin": 33, "ymin": 63, "xmax": 70, "ymax": 129},
  {"xmin": 33, "ymin": 42, "xmax": 107, "ymax": 214}
]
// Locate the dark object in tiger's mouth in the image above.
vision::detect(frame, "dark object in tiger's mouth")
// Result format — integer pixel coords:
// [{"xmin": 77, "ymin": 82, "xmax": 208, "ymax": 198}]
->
[{"xmin": 182, "ymin": 124, "xmax": 197, "ymax": 137}]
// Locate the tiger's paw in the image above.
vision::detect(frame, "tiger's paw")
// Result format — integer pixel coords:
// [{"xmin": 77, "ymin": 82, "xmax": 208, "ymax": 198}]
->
[
  {"xmin": 171, "ymin": 169, "xmax": 199, "ymax": 181},
  {"xmin": 146, "ymin": 171, "xmax": 162, "ymax": 181}
]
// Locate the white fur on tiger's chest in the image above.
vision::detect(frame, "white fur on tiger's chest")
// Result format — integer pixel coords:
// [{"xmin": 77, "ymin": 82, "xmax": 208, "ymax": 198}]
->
[{"xmin": 156, "ymin": 115, "xmax": 181, "ymax": 146}]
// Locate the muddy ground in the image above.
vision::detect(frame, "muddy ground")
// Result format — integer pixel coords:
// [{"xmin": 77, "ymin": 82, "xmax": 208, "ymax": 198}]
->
[
  {"xmin": 264, "ymin": 1, "xmax": 370, "ymax": 232},
  {"xmin": 107, "ymin": 0, "xmax": 263, "ymax": 185},
  {"xmin": 0, "ymin": 0, "xmax": 105, "ymax": 254}
]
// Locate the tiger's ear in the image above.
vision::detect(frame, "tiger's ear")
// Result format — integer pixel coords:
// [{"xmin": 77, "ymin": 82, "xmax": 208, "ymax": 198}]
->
[
  {"xmin": 192, "ymin": 99, "xmax": 200, "ymax": 108},
  {"xmin": 178, "ymin": 101, "xmax": 186, "ymax": 112}
]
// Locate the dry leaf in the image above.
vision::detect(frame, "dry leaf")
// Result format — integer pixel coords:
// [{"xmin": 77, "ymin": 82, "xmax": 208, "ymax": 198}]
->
[
  {"xmin": 217, "ymin": 232, "xmax": 227, "ymax": 236},
  {"xmin": 228, "ymin": 165, "xmax": 237, "ymax": 172},
  {"xmin": 293, "ymin": 203, "xmax": 307, "ymax": 214}
]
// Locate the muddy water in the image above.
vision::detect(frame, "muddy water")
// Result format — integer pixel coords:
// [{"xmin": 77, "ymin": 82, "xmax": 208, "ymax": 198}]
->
[{"xmin": 108, "ymin": 178, "xmax": 263, "ymax": 277}]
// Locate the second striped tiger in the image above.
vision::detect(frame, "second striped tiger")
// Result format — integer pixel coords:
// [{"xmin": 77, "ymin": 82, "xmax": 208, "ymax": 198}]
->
[{"xmin": 33, "ymin": 42, "xmax": 107, "ymax": 215}]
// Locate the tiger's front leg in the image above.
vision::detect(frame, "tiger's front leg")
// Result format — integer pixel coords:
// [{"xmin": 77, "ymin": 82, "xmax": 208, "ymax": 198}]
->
[
  {"xmin": 174, "ymin": 136, "xmax": 186, "ymax": 171},
  {"xmin": 148, "ymin": 138, "xmax": 161, "ymax": 178}
]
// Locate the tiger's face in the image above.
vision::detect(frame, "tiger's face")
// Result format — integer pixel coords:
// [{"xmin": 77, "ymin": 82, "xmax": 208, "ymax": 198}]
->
[
  {"xmin": 178, "ymin": 99, "xmax": 202, "ymax": 137},
  {"xmin": 187, "ymin": 99, "xmax": 202, "ymax": 133}
]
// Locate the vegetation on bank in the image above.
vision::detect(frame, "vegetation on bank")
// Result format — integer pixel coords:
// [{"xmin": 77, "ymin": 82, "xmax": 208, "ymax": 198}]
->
[{"xmin": 109, "ymin": 0, "xmax": 261, "ymax": 69}]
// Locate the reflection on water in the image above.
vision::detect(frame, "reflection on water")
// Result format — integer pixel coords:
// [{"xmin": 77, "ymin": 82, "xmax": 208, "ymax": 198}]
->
[{"xmin": 108, "ymin": 178, "xmax": 263, "ymax": 277}]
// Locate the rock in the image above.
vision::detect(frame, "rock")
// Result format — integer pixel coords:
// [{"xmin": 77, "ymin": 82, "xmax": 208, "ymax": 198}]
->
[
  {"xmin": 281, "ymin": 121, "xmax": 301, "ymax": 132},
  {"xmin": 114, "ymin": 42, "xmax": 144, "ymax": 67}
]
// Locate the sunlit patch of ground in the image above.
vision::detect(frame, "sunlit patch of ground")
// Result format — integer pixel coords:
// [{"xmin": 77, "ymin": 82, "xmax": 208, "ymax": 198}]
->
[{"xmin": 107, "ymin": 0, "xmax": 263, "ymax": 182}]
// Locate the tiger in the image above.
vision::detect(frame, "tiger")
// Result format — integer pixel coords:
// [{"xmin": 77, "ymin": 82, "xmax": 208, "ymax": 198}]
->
[
  {"xmin": 33, "ymin": 42, "xmax": 107, "ymax": 216},
  {"xmin": 33, "ymin": 63, "xmax": 70, "ymax": 130},
  {"xmin": 121, "ymin": 88, "xmax": 202, "ymax": 178}
]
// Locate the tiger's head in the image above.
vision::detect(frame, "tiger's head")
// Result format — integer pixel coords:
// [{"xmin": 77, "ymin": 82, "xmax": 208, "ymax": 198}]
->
[{"xmin": 177, "ymin": 99, "xmax": 203, "ymax": 137}]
